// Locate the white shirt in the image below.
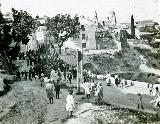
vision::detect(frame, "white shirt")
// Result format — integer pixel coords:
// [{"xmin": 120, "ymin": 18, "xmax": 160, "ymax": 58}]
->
[
  {"xmin": 46, "ymin": 83, "xmax": 53, "ymax": 90},
  {"xmin": 66, "ymin": 94, "xmax": 75, "ymax": 111},
  {"xmin": 106, "ymin": 73, "xmax": 111, "ymax": 79},
  {"xmin": 44, "ymin": 77, "xmax": 49, "ymax": 83}
]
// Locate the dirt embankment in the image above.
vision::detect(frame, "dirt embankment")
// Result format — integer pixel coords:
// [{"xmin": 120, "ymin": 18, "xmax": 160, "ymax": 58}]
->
[
  {"xmin": 0, "ymin": 80, "xmax": 47, "ymax": 124},
  {"xmin": 83, "ymin": 48, "xmax": 142, "ymax": 74}
]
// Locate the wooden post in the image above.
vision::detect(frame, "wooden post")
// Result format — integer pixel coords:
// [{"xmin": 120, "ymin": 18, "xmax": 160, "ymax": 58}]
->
[
  {"xmin": 81, "ymin": 43, "xmax": 83, "ymax": 82},
  {"xmin": 77, "ymin": 49, "xmax": 80, "ymax": 93}
]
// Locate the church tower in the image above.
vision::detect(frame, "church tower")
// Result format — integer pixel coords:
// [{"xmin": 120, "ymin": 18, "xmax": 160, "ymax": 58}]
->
[
  {"xmin": 93, "ymin": 11, "xmax": 98, "ymax": 25},
  {"xmin": 110, "ymin": 11, "xmax": 117, "ymax": 26}
]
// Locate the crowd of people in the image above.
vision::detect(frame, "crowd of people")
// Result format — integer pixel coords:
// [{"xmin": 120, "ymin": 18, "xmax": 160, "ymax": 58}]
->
[
  {"xmin": 83, "ymin": 70, "xmax": 160, "ymax": 110},
  {"xmin": 16, "ymin": 44, "xmax": 80, "ymax": 118},
  {"xmin": 149, "ymin": 85, "xmax": 160, "ymax": 108},
  {"xmin": 15, "ymin": 45, "xmax": 160, "ymax": 118},
  {"xmin": 16, "ymin": 45, "xmax": 77, "ymax": 83}
]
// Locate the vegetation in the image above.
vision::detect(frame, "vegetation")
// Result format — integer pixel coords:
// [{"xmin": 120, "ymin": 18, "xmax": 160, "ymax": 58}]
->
[
  {"xmin": 0, "ymin": 9, "xmax": 37, "ymax": 73},
  {"xmin": 46, "ymin": 14, "xmax": 81, "ymax": 54}
]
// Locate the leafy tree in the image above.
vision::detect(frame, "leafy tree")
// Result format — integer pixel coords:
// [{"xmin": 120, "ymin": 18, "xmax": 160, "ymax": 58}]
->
[
  {"xmin": 0, "ymin": 9, "xmax": 37, "ymax": 73},
  {"xmin": 46, "ymin": 14, "xmax": 80, "ymax": 54},
  {"xmin": 12, "ymin": 8, "xmax": 37, "ymax": 45}
]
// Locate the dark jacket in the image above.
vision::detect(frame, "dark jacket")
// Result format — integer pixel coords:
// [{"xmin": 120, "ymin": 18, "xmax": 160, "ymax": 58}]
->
[{"xmin": 54, "ymin": 82, "xmax": 60, "ymax": 92}]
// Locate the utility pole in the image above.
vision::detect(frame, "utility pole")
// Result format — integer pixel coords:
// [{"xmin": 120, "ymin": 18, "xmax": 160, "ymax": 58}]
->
[
  {"xmin": 76, "ymin": 49, "xmax": 80, "ymax": 93},
  {"xmin": 81, "ymin": 42, "xmax": 83, "ymax": 81}
]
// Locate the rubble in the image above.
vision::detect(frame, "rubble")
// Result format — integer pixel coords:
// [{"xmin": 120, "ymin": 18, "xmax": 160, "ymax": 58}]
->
[{"xmin": 65, "ymin": 103, "xmax": 156, "ymax": 124}]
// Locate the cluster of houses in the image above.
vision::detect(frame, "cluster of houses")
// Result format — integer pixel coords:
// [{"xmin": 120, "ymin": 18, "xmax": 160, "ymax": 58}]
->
[
  {"xmin": 23, "ymin": 11, "xmax": 118, "ymax": 52},
  {"xmin": 3, "ymin": 11, "xmax": 160, "ymax": 53}
]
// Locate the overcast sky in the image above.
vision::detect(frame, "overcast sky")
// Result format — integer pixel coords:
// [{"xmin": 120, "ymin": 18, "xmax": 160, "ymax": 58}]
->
[{"xmin": 0, "ymin": 0, "xmax": 160, "ymax": 23}]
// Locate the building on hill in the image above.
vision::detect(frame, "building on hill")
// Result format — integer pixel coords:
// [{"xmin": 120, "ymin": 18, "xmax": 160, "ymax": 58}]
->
[
  {"xmin": 99, "ymin": 11, "xmax": 117, "ymax": 32},
  {"xmin": 136, "ymin": 20, "xmax": 159, "ymax": 33},
  {"xmin": 136, "ymin": 20, "xmax": 157, "ymax": 27},
  {"xmin": 102, "ymin": 17, "xmax": 111, "ymax": 27},
  {"xmin": 134, "ymin": 20, "xmax": 159, "ymax": 42},
  {"xmin": 63, "ymin": 11, "xmax": 118, "ymax": 51},
  {"xmin": 119, "ymin": 30, "xmax": 132, "ymax": 49},
  {"xmin": 68, "ymin": 16, "xmax": 97, "ymax": 50},
  {"xmin": 77, "ymin": 14, "xmax": 116, "ymax": 50},
  {"xmin": 93, "ymin": 11, "xmax": 98, "ymax": 26},
  {"xmin": 25, "ymin": 17, "xmax": 47, "ymax": 51},
  {"xmin": 95, "ymin": 26, "xmax": 113, "ymax": 50},
  {"xmin": 110, "ymin": 11, "xmax": 117, "ymax": 26},
  {"xmin": 139, "ymin": 23, "xmax": 159, "ymax": 33}
]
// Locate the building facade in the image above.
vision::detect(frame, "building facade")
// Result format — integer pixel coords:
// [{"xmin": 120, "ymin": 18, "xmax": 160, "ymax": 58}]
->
[
  {"xmin": 75, "ymin": 16, "xmax": 97, "ymax": 50},
  {"xmin": 26, "ymin": 17, "xmax": 47, "ymax": 51}
]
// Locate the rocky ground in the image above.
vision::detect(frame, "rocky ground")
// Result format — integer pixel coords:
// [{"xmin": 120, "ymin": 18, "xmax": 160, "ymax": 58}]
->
[{"xmin": 65, "ymin": 103, "xmax": 157, "ymax": 124}]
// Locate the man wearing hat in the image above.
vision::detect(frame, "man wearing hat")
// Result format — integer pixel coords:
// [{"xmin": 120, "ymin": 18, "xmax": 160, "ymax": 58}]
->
[{"xmin": 46, "ymin": 79, "xmax": 54, "ymax": 104}]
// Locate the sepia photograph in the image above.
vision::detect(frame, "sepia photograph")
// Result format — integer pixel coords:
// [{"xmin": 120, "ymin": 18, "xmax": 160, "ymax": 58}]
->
[{"xmin": 0, "ymin": 0, "xmax": 160, "ymax": 123}]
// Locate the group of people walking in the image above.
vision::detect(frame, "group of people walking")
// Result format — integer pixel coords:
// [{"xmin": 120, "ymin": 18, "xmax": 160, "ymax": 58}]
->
[
  {"xmin": 149, "ymin": 85, "xmax": 160, "ymax": 108},
  {"xmin": 45, "ymin": 78, "xmax": 61, "ymax": 104},
  {"xmin": 45, "ymin": 78, "xmax": 75, "ymax": 118},
  {"xmin": 105, "ymin": 72, "xmax": 134, "ymax": 87},
  {"xmin": 84, "ymin": 81, "xmax": 103, "ymax": 105},
  {"xmin": 16, "ymin": 46, "xmax": 79, "ymax": 118},
  {"xmin": 16, "ymin": 45, "xmax": 77, "ymax": 83}
]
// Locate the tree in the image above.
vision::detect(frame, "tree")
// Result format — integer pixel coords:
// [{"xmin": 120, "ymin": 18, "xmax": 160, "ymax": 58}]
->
[
  {"xmin": 131, "ymin": 15, "xmax": 135, "ymax": 38},
  {"xmin": 46, "ymin": 14, "xmax": 80, "ymax": 54},
  {"xmin": 11, "ymin": 8, "xmax": 37, "ymax": 45},
  {"xmin": 0, "ymin": 9, "xmax": 37, "ymax": 73}
]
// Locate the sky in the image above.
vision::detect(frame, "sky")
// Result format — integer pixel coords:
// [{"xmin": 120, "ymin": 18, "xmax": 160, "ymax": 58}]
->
[{"xmin": 0, "ymin": 0, "xmax": 160, "ymax": 23}]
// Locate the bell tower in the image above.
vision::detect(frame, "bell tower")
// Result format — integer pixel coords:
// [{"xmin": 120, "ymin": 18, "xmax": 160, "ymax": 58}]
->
[{"xmin": 93, "ymin": 11, "xmax": 98, "ymax": 25}]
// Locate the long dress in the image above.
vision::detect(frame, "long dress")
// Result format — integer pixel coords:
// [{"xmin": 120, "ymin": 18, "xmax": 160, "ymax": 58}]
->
[
  {"xmin": 46, "ymin": 83, "xmax": 54, "ymax": 98},
  {"xmin": 95, "ymin": 85, "xmax": 103, "ymax": 104},
  {"xmin": 106, "ymin": 74, "xmax": 111, "ymax": 83},
  {"xmin": 97, "ymin": 86, "xmax": 103, "ymax": 99},
  {"xmin": 66, "ymin": 94, "xmax": 75, "ymax": 112},
  {"xmin": 85, "ymin": 82, "xmax": 91, "ymax": 95}
]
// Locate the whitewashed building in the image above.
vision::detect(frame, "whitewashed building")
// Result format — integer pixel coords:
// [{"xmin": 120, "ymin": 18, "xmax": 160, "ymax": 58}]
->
[
  {"xmin": 26, "ymin": 17, "xmax": 47, "ymax": 51},
  {"xmin": 63, "ymin": 16, "xmax": 97, "ymax": 50}
]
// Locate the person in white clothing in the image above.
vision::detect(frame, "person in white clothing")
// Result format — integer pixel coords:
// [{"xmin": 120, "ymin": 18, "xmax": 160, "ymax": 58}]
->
[
  {"xmin": 120, "ymin": 79, "xmax": 125, "ymax": 87},
  {"xmin": 46, "ymin": 80, "xmax": 54, "ymax": 104},
  {"xmin": 66, "ymin": 89, "xmax": 75, "ymax": 118},
  {"xmin": 106, "ymin": 72, "xmax": 111, "ymax": 86},
  {"xmin": 85, "ymin": 82, "xmax": 91, "ymax": 99},
  {"xmin": 95, "ymin": 82, "xmax": 103, "ymax": 105},
  {"xmin": 44, "ymin": 77, "xmax": 49, "ymax": 86}
]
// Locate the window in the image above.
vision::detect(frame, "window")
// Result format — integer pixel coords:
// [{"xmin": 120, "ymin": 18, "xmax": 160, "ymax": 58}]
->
[
  {"xmin": 82, "ymin": 34, "xmax": 85, "ymax": 40},
  {"xmin": 82, "ymin": 43, "xmax": 86, "ymax": 49},
  {"xmin": 81, "ymin": 25, "xmax": 85, "ymax": 31}
]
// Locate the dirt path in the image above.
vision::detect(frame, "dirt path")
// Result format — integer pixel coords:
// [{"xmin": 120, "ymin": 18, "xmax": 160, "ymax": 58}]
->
[
  {"xmin": 44, "ymin": 85, "xmax": 84, "ymax": 124},
  {"xmin": 0, "ymin": 79, "xmax": 83, "ymax": 124},
  {"xmin": 44, "ymin": 89, "xmax": 69, "ymax": 124},
  {"xmin": 0, "ymin": 78, "xmax": 157, "ymax": 124}
]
